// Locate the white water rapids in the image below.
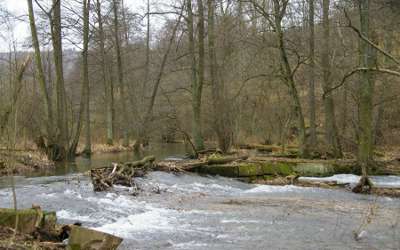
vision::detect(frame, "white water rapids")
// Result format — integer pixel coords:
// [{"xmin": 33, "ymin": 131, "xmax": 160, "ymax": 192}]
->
[{"xmin": 0, "ymin": 171, "xmax": 399, "ymax": 249}]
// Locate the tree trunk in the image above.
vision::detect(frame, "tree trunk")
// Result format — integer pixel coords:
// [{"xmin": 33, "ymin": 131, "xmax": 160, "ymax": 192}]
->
[
  {"xmin": 321, "ymin": 0, "xmax": 342, "ymax": 158},
  {"xmin": 196, "ymin": 0, "xmax": 206, "ymax": 150},
  {"xmin": 83, "ymin": 0, "xmax": 91, "ymax": 156},
  {"xmin": 142, "ymin": 0, "xmax": 150, "ymax": 108},
  {"xmin": 113, "ymin": 0, "xmax": 129, "ymax": 147},
  {"xmin": 27, "ymin": 0, "xmax": 55, "ymax": 146},
  {"xmin": 68, "ymin": 0, "xmax": 91, "ymax": 158},
  {"xmin": 308, "ymin": 0, "xmax": 317, "ymax": 148},
  {"xmin": 273, "ymin": 0, "xmax": 308, "ymax": 158},
  {"xmin": 356, "ymin": 0, "xmax": 375, "ymax": 191},
  {"xmin": 50, "ymin": 0, "xmax": 69, "ymax": 161},
  {"xmin": 187, "ymin": 0, "xmax": 205, "ymax": 151},
  {"xmin": 96, "ymin": 0, "xmax": 114, "ymax": 145}
]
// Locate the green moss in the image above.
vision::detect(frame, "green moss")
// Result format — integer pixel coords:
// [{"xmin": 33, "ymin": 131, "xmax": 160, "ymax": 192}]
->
[
  {"xmin": 199, "ymin": 165, "xmax": 238, "ymax": 177},
  {"xmin": 275, "ymin": 162, "xmax": 294, "ymax": 176},
  {"xmin": 263, "ymin": 175, "xmax": 275, "ymax": 180},
  {"xmin": 261, "ymin": 163, "xmax": 276, "ymax": 175},
  {"xmin": 261, "ymin": 162, "xmax": 294, "ymax": 176},
  {"xmin": 332, "ymin": 163, "xmax": 355, "ymax": 174},
  {"xmin": 293, "ymin": 163, "xmax": 334, "ymax": 177},
  {"xmin": 237, "ymin": 163, "xmax": 262, "ymax": 177}
]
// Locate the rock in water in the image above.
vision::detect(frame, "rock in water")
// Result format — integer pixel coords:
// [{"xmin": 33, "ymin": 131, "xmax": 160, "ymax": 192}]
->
[{"xmin": 67, "ymin": 225, "xmax": 122, "ymax": 250}]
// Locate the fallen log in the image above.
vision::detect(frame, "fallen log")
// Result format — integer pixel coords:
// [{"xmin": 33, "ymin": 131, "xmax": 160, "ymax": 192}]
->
[{"xmin": 90, "ymin": 155, "xmax": 155, "ymax": 191}]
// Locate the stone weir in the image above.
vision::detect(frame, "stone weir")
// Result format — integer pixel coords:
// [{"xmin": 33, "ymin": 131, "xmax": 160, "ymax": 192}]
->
[{"xmin": 156, "ymin": 155, "xmax": 360, "ymax": 181}]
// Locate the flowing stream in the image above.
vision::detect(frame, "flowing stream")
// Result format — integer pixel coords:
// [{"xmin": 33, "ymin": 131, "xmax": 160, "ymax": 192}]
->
[{"xmin": 0, "ymin": 144, "xmax": 400, "ymax": 250}]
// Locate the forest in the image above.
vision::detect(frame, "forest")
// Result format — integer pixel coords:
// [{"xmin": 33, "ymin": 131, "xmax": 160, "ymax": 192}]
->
[{"xmin": 0, "ymin": 0, "xmax": 400, "ymax": 249}]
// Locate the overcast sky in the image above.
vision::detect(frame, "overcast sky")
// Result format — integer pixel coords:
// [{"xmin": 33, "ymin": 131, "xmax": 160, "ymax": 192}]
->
[{"xmin": 0, "ymin": 0, "xmax": 148, "ymax": 52}]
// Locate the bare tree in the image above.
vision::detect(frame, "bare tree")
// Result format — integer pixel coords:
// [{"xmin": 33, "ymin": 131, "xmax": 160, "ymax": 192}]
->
[
  {"xmin": 308, "ymin": 0, "xmax": 317, "ymax": 148},
  {"xmin": 354, "ymin": 0, "xmax": 375, "ymax": 192},
  {"xmin": 321, "ymin": 0, "xmax": 342, "ymax": 157},
  {"xmin": 96, "ymin": 0, "xmax": 114, "ymax": 145},
  {"xmin": 113, "ymin": 0, "xmax": 129, "ymax": 147},
  {"xmin": 187, "ymin": 0, "xmax": 205, "ymax": 151}
]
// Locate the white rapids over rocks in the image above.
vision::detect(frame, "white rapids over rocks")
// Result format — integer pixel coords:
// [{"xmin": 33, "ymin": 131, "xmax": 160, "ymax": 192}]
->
[
  {"xmin": 0, "ymin": 172, "xmax": 399, "ymax": 250},
  {"xmin": 299, "ymin": 174, "xmax": 400, "ymax": 188}
]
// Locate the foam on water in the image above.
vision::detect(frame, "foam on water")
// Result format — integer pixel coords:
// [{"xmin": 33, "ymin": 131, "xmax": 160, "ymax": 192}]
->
[
  {"xmin": 57, "ymin": 210, "xmax": 98, "ymax": 223},
  {"xmin": 220, "ymin": 219, "xmax": 259, "ymax": 224},
  {"xmin": 243, "ymin": 184, "xmax": 311, "ymax": 194},
  {"xmin": 64, "ymin": 189, "xmax": 83, "ymax": 199},
  {"xmin": 94, "ymin": 205, "xmax": 177, "ymax": 238},
  {"xmin": 300, "ymin": 174, "xmax": 400, "ymax": 188},
  {"xmin": 173, "ymin": 241, "xmax": 208, "ymax": 249}
]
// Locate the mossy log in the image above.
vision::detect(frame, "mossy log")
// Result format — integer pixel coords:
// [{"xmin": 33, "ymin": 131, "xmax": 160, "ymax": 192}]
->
[
  {"xmin": 67, "ymin": 225, "xmax": 122, "ymax": 250},
  {"xmin": 90, "ymin": 155, "xmax": 155, "ymax": 191}
]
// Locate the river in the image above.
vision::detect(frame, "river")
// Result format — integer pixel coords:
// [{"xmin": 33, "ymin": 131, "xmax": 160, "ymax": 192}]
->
[{"xmin": 0, "ymin": 144, "xmax": 399, "ymax": 249}]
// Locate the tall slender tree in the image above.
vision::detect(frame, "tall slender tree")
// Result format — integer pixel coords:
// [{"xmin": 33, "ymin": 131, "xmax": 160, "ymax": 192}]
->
[
  {"xmin": 69, "ymin": 0, "xmax": 91, "ymax": 157},
  {"xmin": 354, "ymin": 0, "xmax": 375, "ymax": 192},
  {"xmin": 187, "ymin": 0, "xmax": 205, "ymax": 150},
  {"xmin": 51, "ymin": 0, "xmax": 69, "ymax": 160},
  {"xmin": 96, "ymin": 0, "xmax": 114, "ymax": 145},
  {"xmin": 27, "ymin": 0, "xmax": 54, "ymax": 146},
  {"xmin": 112, "ymin": 0, "xmax": 129, "ymax": 147},
  {"xmin": 321, "ymin": 0, "xmax": 342, "ymax": 157},
  {"xmin": 308, "ymin": 0, "xmax": 317, "ymax": 148}
]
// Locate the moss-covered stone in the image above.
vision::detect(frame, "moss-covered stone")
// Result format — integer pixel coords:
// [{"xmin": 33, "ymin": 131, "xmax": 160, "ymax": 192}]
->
[
  {"xmin": 275, "ymin": 162, "xmax": 295, "ymax": 176},
  {"xmin": 294, "ymin": 163, "xmax": 335, "ymax": 177},
  {"xmin": 261, "ymin": 163, "xmax": 276, "ymax": 175},
  {"xmin": 263, "ymin": 175, "xmax": 275, "ymax": 180},
  {"xmin": 332, "ymin": 162, "xmax": 355, "ymax": 174},
  {"xmin": 199, "ymin": 165, "xmax": 238, "ymax": 177},
  {"xmin": 237, "ymin": 163, "xmax": 263, "ymax": 177},
  {"xmin": 0, "ymin": 208, "xmax": 56, "ymax": 234}
]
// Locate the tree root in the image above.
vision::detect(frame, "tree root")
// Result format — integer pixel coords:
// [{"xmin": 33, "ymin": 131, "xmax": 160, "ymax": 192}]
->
[{"xmin": 352, "ymin": 176, "xmax": 374, "ymax": 194}]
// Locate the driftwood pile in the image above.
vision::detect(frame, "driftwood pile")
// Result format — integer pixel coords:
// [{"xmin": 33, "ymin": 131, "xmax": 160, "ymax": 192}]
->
[{"xmin": 90, "ymin": 155, "xmax": 155, "ymax": 191}]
